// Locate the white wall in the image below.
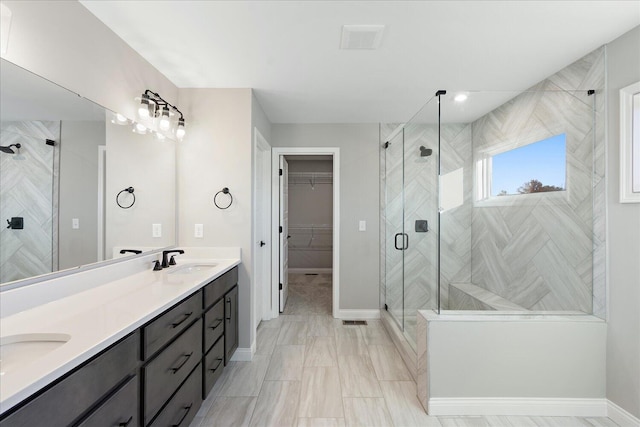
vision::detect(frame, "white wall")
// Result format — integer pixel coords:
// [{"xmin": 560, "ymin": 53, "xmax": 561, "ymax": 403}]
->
[
  {"xmin": 271, "ymin": 124, "xmax": 379, "ymax": 310},
  {"xmin": 0, "ymin": 1, "xmax": 178, "ymax": 123},
  {"xmin": 178, "ymin": 88, "xmax": 255, "ymax": 349},
  {"xmin": 105, "ymin": 120, "xmax": 176, "ymax": 256},
  {"xmin": 606, "ymin": 25, "xmax": 640, "ymax": 419},
  {"xmin": 59, "ymin": 120, "xmax": 104, "ymax": 269}
]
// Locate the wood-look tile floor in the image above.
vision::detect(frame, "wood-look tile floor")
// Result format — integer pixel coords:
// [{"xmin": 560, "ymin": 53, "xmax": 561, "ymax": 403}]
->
[{"xmin": 191, "ymin": 275, "xmax": 619, "ymax": 427}]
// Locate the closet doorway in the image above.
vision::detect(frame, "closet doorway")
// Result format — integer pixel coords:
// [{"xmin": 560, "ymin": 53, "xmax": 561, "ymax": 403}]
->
[{"xmin": 271, "ymin": 147, "xmax": 340, "ymax": 318}]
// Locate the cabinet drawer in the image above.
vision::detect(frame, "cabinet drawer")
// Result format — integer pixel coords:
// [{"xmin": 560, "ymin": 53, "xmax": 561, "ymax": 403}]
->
[
  {"xmin": 143, "ymin": 291, "xmax": 202, "ymax": 359},
  {"xmin": 149, "ymin": 364, "xmax": 202, "ymax": 427},
  {"xmin": 0, "ymin": 332, "xmax": 138, "ymax": 427},
  {"xmin": 76, "ymin": 376, "xmax": 138, "ymax": 427},
  {"xmin": 143, "ymin": 318, "xmax": 202, "ymax": 425},
  {"xmin": 203, "ymin": 337, "xmax": 225, "ymax": 397},
  {"xmin": 203, "ymin": 267, "xmax": 238, "ymax": 310},
  {"xmin": 203, "ymin": 299, "xmax": 224, "ymax": 353}
]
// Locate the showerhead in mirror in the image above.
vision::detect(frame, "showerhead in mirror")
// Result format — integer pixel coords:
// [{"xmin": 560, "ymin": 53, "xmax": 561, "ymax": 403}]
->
[
  {"xmin": 419, "ymin": 146, "xmax": 432, "ymax": 157},
  {"xmin": 0, "ymin": 143, "xmax": 21, "ymax": 154}
]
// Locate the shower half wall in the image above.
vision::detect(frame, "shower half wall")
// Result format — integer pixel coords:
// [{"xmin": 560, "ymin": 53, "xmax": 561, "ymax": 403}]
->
[{"xmin": 380, "ymin": 46, "xmax": 606, "ymax": 352}]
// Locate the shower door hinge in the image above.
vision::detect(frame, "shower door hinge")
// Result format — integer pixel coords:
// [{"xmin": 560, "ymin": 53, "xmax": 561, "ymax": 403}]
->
[
  {"xmin": 279, "ymin": 226, "xmax": 283, "ymax": 233},
  {"xmin": 279, "ymin": 168, "xmax": 283, "ymax": 176},
  {"xmin": 384, "ymin": 304, "xmax": 388, "ymax": 311},
  {"xmin": 383, "ymin": 142, "xmax": 390, "ymax": 149},
  {"xmin": 279, "ymin": 283, "xmax": 283, "ymax": 290}
]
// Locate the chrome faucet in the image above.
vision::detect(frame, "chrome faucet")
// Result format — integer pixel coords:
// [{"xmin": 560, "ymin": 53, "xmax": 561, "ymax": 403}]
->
[{"xmin": 162, "ymin": 249, "xmax": 184, "ymax": 268}]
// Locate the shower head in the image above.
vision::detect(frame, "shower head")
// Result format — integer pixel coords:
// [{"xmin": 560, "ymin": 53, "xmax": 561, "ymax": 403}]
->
[
  {"xmin": 0, "ymin": 143, "xmax": 21, "ymax": 154},
  {"xmin": 419, "ymin": 146, "xmax": 432, "ymax": 157}
]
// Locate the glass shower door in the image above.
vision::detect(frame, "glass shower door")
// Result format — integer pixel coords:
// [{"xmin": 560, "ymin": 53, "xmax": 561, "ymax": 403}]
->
[{"xmin": 384, "ymin": 127, "xmax": 405, "ymax": 330}]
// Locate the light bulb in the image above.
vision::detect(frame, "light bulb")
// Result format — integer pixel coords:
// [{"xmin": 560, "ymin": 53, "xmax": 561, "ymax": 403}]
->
[
  {"xmin": 138, "ymin": 93, "xmax": 150, "ymax": 118},
  {"xmin": 454, "ymin": 93, "xmax": 468, "ymax": 103},
  {"xmin": 159, "ymin": 106, "xmax": 171, "ymax": 131},
  {"xmin": 133, "ymin": 122, "xmax": 147, "ymax": 134},
  {"xmin": 175, "ymin": 118, "xmax": 186, "ymax": 139},
  {"xmin": 111, "ymin": 113, "xmax": 128, "ymax": 125},
  {"xmin": 155, "ymin": 132, "xmax": 166, "ymax": 141}
]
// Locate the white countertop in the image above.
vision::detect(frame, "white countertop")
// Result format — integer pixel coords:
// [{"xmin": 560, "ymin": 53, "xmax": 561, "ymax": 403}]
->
[{"xmin": 0, "ymin": 257, "xmax": 240, "ymax": 414}]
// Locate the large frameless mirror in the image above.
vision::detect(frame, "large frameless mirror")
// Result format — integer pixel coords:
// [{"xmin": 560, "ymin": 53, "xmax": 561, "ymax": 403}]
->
[{"xmin": 0, "ymin": 58, "xmax": 177, "ymax": 286}]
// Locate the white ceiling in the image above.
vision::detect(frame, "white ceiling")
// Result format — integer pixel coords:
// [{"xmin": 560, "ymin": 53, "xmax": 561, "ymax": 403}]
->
[{"xmin": 81, "ymin": 1, "xmax": 640, "ymax": 124}]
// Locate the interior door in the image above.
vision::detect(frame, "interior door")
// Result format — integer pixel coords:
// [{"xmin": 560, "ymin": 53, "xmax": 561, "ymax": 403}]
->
[{"xmin": 279, "ymin": 156, "xmax": 289, "ymax": 312}]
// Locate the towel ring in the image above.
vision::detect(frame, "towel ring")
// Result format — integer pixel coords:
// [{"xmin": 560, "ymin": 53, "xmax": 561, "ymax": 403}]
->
[
  {"xmin": 214, "ymin": 187, "xmax": 233, "ymax": 210},
  {"xmin": 116, "ymin": 187, "xmax": 136, "ymax": 209}
]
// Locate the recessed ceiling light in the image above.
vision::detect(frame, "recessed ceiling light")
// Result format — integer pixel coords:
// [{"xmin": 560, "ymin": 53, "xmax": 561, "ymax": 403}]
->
[
  {"xmin": 454, "ymin": 93, "xmax": 468, "ymax": 103},
  {"xmin": 340, "ymin": 25, "xmax": 385, "ymax": 50}
]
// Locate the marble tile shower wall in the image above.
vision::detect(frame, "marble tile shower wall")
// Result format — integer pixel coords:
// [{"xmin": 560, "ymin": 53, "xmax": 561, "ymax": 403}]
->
[
  {"xmin": 379, "ymin": 122, "xmax": 472, "ymax": 332},
  {"xmin": 0, "ymin": 121, "xmax": 60, "ymax": 283},
  {"xmin": 470, "ymin": 47, "xmax": 605, "ymax": 315},
  {"xmin": 379, "ymin": 46, "xmax": 606, "ymax": 323}
]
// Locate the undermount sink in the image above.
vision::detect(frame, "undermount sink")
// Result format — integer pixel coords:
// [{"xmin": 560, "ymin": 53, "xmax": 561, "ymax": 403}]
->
[
  {"xmin": 0, "ymin": 333, "xmax": 71, "ymax": 375},
  {"xmin": 168, "ymin": 263, "xmax": 218, "ymax": 275}
]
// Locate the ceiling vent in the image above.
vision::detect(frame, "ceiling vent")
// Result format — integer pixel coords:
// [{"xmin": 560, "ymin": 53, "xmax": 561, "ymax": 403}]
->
[{"xmin": 340, "ymin": 25, "xmax": 385, "ymax": 50}]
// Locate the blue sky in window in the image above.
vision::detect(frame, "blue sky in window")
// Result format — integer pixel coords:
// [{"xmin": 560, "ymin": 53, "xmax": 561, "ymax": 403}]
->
[{"xmin": 491, "ymin": 134, "xmax": 566, "ymax": 196}]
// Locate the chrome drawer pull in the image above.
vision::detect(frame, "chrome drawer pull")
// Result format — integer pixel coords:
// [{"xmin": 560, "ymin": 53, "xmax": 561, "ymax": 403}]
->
[
  {"xmin": 172, "ymin": 404, "xmax": 193, "ymax": 427},
  {"xmin": 209, "ymin": 358, "xmax": 223, "ymax": 372},
  {"xmin": 118, "ymin": 416, "xmax": 133, "ymax": 427},
  {"xmin": 170, "ymin": 352, "xmax": 193, "ymax": 374},
  {"xmin": 171, "ymin": 312, "xmax": 193, "ymax": 328},
  {"xmin": 208, "ymin": 319, "xmax": 223, "ymax": 329}
]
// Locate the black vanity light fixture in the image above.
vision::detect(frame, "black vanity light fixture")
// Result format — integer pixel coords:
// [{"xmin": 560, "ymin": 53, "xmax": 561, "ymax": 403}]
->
[{"xmin": 135, "ymin": 89, "xmax": 186, "ymax": 140}]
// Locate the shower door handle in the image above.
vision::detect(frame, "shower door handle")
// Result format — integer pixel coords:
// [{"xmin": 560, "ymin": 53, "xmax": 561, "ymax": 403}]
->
[
  {"xmin": 394, "ymin": 233, "xmax": 409, "ymax": 250},
  {"xmin": 394, "ymin": 233, "xmax": 402, "ymax": 250}
]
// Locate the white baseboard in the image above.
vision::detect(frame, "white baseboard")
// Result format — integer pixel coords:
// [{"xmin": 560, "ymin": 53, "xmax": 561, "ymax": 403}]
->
[
  {"xmin": 334, "ymin": 309, "xmax": 381, "ymax": 320},
  {"xmin": 289, "ymin": 268, "xmax": 333, "ymax": 275},
  {"xmin": 427, "ymin": 398, "xmax": 607, "ymax": 416},
  {"xmin": 229, "ymin": 344, "xmax": 255, "ymax": 362},
  {"xmin": 608, "ymin": 400, "xmax": 640, "ymax": 426}
]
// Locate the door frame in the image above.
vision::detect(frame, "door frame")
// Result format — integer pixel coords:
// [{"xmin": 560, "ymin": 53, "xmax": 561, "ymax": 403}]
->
[
  {"xmin": 271, "ymin": 147, "xmax": 340, "ymax": 318},
  {"xmin": 253, "ymin": 128, "xmax": 272, "ymax": 326}
]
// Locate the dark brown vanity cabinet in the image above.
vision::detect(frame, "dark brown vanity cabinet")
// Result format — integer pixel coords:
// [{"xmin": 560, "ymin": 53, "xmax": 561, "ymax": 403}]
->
[
  {"xmin": 224, "ymin": 285, "xmax": 239, "ymax": 364},
  {"xmin": 0, "ymin": 332, "xmax": 139, "ymax": 427},
  {"xmin": 0, "ymin": 266, "xmax": 239, "ymax": 427}
]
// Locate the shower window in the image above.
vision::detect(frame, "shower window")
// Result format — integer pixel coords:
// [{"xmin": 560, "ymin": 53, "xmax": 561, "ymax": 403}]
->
[{"xmin": 476, "ymin": 133, "xmax": 566, "ymax": 202}]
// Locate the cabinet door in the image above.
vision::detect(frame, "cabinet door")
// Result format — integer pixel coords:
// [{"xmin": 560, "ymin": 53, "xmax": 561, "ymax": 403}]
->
[
  {"xmin": 75, "ymin": 376, "xmax": 138, "ymax": 427},
  {"xmin": 224, "ymin": 285, "xmax": 238, "ymax": 364},
  {"xmin": 0, "ymin": 332, "xmax": 138, "ymax": 427}
]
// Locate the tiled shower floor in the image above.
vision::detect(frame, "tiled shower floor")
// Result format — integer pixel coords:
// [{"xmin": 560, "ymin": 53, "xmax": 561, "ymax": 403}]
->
[{"xmin": 191, "ymin": 274, "xmax": 619, "ymax": 427}]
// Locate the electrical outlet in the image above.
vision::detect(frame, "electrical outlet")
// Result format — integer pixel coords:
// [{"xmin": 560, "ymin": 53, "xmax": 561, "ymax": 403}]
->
[
  {"xmin": 359, "ymin": 220, "xmax": 366, "ymax": 231},
  {"xmin": 72, "ymin": 218, "xmax": 79, "ymax": 229},
  {"xmin": 195, "ymin": 223, "xmax": 204, "ymax": 238},
  {"xmin": 152, "ymin": 223, "xmax": 162, "ymax": 238}
]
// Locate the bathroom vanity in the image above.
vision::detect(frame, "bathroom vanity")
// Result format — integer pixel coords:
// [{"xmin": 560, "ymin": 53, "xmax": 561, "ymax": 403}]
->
[{"xmin": 0, "ymin": 254, "xmax": 240, "ymax": 427}]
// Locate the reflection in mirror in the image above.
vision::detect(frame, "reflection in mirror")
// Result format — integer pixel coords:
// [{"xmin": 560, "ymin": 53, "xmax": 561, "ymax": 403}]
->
[{"xmin": 0, "ymin": 59, "xmax": 177, "ymax": 285}]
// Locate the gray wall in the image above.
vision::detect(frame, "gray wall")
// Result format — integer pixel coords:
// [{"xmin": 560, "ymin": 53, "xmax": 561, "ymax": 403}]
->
[
  {"xmin": 272, "ymin": 124, "xmax": 380, "ymax": 310},
  {"xmin": 606, "ymin": 25, "xmax": 640, "ymax": 419},
  {"xmin": 58, "ymin": 120, "xmax": 104, "ymax": 269}
]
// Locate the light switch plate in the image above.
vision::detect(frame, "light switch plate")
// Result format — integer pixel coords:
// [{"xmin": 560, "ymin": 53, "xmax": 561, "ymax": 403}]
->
[
  {"xmin": 152, "ymin": 223, "xmax": 162, "ymax": 238},
  {"xmin": 72, "ymin": 218, "xmax": 79, "ymax": 229},
  {"xmin": 359, "ymin": 220, "xmax": 366, "ymax": 231},
  {"xmin": 195, "ymin": 223, "xmax": 204, "ymax": 238}
]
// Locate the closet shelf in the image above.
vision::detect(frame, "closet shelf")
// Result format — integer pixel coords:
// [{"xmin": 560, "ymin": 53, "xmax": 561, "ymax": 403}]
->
[
  {"xmin": 288, "ymin": 224, "xmax": 333, "ymax": 250},
  {"xmin": 288, "ymin": 172, "xmax": 333, "ymax": 187}
]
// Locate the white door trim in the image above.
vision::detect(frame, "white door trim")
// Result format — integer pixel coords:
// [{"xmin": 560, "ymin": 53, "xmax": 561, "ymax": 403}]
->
[
  {"xmin": 271, "ymin": 147, "xmax": 340, "ymax": 318},
  {"xmin": 253, "ymin": 128, "xmax": 272, "ymax": 325}
]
